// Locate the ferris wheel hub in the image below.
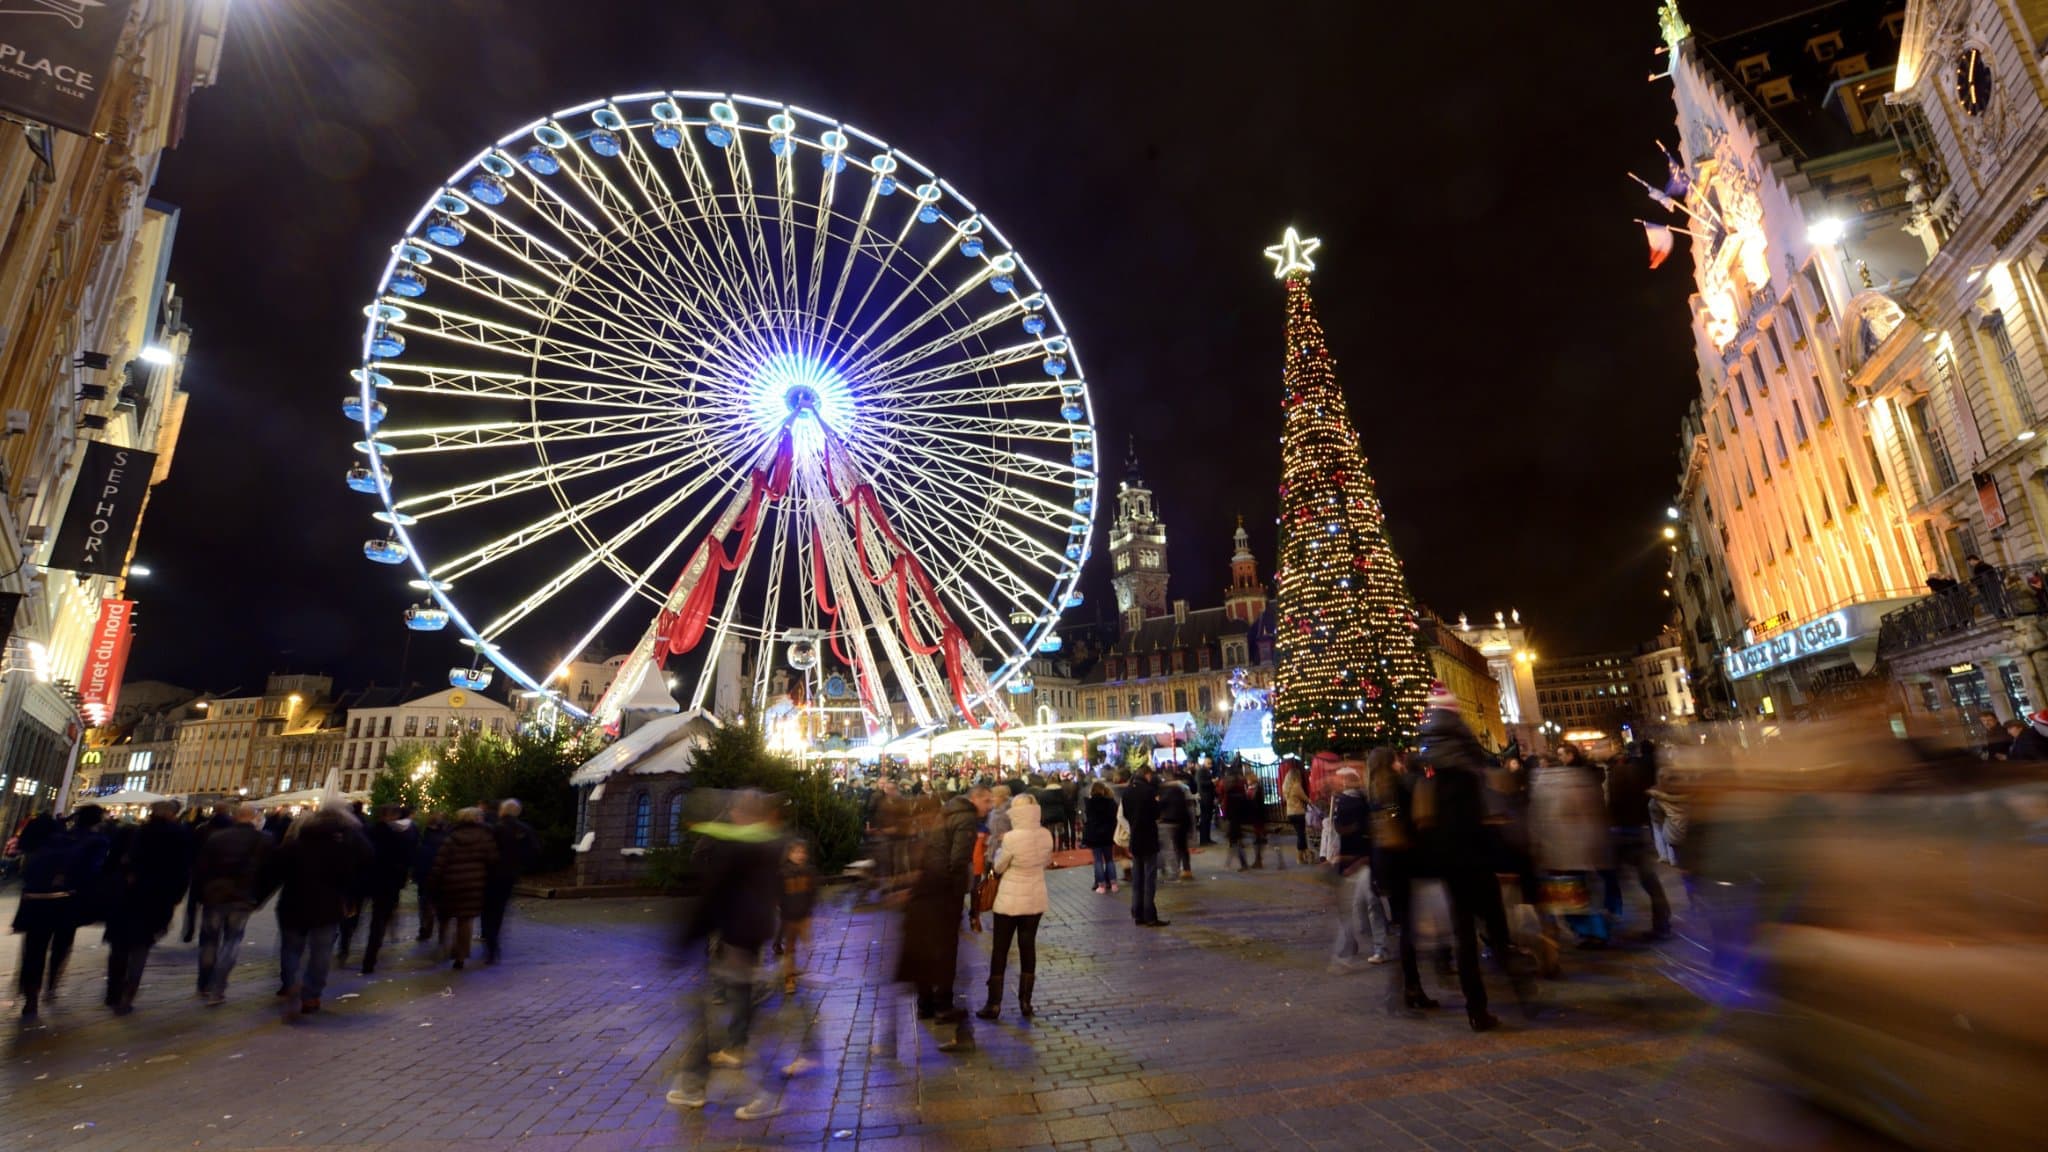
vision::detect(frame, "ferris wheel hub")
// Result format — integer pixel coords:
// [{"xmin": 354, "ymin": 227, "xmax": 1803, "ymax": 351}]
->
[{"xmin": 783, "ymin": 383, "xmax": 822, "ymax": 415}]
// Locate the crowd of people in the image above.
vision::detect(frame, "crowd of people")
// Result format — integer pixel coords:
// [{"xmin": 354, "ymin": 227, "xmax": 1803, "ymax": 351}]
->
[{"xmin": 9, "ymin": 795, "xmax": 539, "ymax": 1019}]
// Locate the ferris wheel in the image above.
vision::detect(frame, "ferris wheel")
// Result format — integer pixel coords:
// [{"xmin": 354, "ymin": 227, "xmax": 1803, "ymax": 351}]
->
[{"xmin": 346, "ymin": 92, "xmax": 1097, "ymax": 734}]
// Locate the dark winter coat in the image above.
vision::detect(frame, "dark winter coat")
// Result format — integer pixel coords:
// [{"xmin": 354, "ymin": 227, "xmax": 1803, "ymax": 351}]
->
[
  {"xmin": 1081, "ymin": 794, "xmax": 1118, "ymax": 848},
  {"xmin": 1414, "ymin": 709, "xmax": 1492, "ymax": 877},
  {"xmin": 1605, "ymin": 757, "xmax": 1654, "ymax": 829},
  {"xmin": 490, "ymin": 816, "xmax": 541, "ymax": 883},
  {"xmin": 1035, "ymin": 783, "xmax": 1070, "ymax": 827},
  {"xmin": 896, "ymin": 796, "xmax": 981, "ymax": 987},
  {"xmin": 193, "ymin": 823, "xmax": 271, "ymax": 909},
  {"xmin": 2010, "ymin": 725, "xmax": 2048, "ymax": 761},
  {"xmin": 1157, "ymin": 779, "xmax": 1191, "ymax": 826},
  {"xmin": 365, "ymin": 820, "xmax": 417, "ymax": 900},
  {"xmin": 678, "ymin": 821, "xmax": 783, "ymax": 952},
  {"xmin": 1223, "ymin": 778, "xmax": 1260, "ymax": 827},
  {"xmin": 10, "ymin": 827, "xmax": 109, "ymax": 932},
  {"xmin": 413, "ymin": 824, "xmax": 448, "ymax": 889},
  {"xmin": 1331, "ymin": 789, "xmax": 1372, "ymax": 863},
  {"xmin": 272, "ymin": 810, "xmax": 373, "ymax": 932},
  {"xmin": 104, "ymin": 816, "xmax": 192, "ymax": 945},
  {"xmin": 1119, "ymin": 775, "xmax": 1161, "ymax": 854},
  {"xmin": 429, "ymin": 822, "xmax": 499, "ymax": 919}
]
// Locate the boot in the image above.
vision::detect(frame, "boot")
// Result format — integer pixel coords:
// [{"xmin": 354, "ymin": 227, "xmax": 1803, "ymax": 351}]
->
[
  {"xmin": 1018, "ymin": 974, "xmax": 1035, "ymax": 1019},
  {"xmin": 975, "ymin": 979, "xmax": 1003, "ymax": 1020},
  {"xmin": 938, "ymin": 1015, "xmax": 975, "ymax": 1052}
]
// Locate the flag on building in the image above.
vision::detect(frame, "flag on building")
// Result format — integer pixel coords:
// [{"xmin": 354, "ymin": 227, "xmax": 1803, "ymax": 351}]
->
[{"xmin": 1643, "ymin": 221, "xmax": 1675, "ymax": 269}]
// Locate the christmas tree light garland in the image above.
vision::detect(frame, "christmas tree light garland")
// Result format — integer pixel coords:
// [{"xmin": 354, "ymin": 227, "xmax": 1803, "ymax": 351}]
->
[{"xmin": 1265, "ymin": 232, "xmax": 1431, "ymax": 753}]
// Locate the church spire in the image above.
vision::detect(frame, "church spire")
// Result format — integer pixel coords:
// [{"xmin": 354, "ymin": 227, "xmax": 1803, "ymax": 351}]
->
[{"xmin": 1124, "ymin": 434, "xmax": 1143, "ymax": 484}]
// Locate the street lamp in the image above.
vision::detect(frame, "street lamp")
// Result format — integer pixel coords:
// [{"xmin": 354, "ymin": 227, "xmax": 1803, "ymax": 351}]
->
[
  {"xmin": 138, "ymin": 344, "xmax": 176, "ymax": 366},
  {"xmin": 1806, "ymin": 218, "xmax": 1847, "ymax": 246}
]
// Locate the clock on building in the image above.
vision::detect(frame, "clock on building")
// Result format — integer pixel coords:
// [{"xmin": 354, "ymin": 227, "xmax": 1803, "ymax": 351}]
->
[{"xmin": 1956, "ymin": 47, "xmax": 1993, "ymax": 116}]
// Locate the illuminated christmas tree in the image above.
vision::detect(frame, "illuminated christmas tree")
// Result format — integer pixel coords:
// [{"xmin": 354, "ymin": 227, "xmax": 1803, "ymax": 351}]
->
[{"xmin": 1265, "ymin": 229, "xmax": 1431, "ymax": 753}]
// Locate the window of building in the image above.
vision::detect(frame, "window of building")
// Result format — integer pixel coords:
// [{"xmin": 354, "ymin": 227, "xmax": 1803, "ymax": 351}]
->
[
  {"xmin": 1150, "ymin": 691, "xmax": 1165, "ymax": 714},
  {"xmin": 1758, "ymin": 439, "xmax": 1772, "ymax": 481},
  {"xmin": 424, "ymin": 716, "xmax": 439, "ymax": 738},
  {"xmin": 1765, "ymin": 325, "xmax": 1788, "ymax": 370},
  {"xmin": 1840, "ymin": 459, "xmax": 1860, "ymax": 507},
  {"xmin": 1802, "ymin": 262, "xmax": 1833, "ymax": 324},
  {"xmin": 1983, "ymin": 310, "xmax": 2039, "ymax": 428},
  {"xmin": 1105, "ymin": 697, "xmax": 1118, "ymax": 718},
  {"xmin": 1173, "ymin": 688, "xmax": 1188, "ymax": 712},
  {"xmin": 379, "ymin": 717, "xmax": 391, "ymax": 738},
  {"xmin": 1863, "ymin": 432, "xmax": 1887, "ymax": 492},
  {"xmin": 1128, "ymin": 694, "xmax": 1141, "ymax": 717},
  {"xmin": 1758, "ymin": 77, "xmax": 1795, "ymax": 108},
  {"xmin": 668, "ymin": 793, "xmax": 685, "ymax": 845},
  {"xmin": 1735, "ymin": 369, "xmax": 1753, "ymax": 414},
  {"xmin": 632, "ymin": 792, "xmax": 651, "ymax": 848},
  {"xmin": 491, "ymin": 718, "xmax": 504, "ymax": 734},
  {"xmin": 1791, "ymin": 399, "xmax": 1810, "ymax": 445},
  {"xmin": 1774, "ymin": 422, "xmax": 1789, "ymax": 464},
  {"xmin": 1748, "ymin": 349, "xmax": 1769, "ymax": 394},
  {"xmin": 1908, "ymin": 398, "xmax": 1958, "ymax": 493},
  {"xmin": 1086, "ymin": 697, "xmax": 1098, "ymax": 719},
  {"xmin": 1172, "ymin": 650, "xmax": 1185, "ymax": 673},
  {"xmin": 1197, "ymin": 648, "xmax": 1211, "ymax": 671},
  {"xmin": 349, "ymin": 718, "xmax": 361, "ymax": 739},
  {"xmin": 1198, "ymin": 685, "xmax": 1212, "ymax": 711},
  {"xmin": 1150, "ymin": 654, "xmax": 1163, "ymax": 677},
  {"xmin": 403, "ymin": 715, "xmax": 418, "ymax": 737}
]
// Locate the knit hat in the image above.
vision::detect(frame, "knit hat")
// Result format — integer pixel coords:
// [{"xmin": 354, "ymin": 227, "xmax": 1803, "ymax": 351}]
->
[{"xmin": 1424, "ymin": 680, "xmax": 1460, "ymax": 712}]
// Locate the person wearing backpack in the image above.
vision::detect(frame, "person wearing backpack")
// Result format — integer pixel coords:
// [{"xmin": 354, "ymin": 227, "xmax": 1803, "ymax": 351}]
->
[{"xmin": 11, "ymin": 806, "xmax": 110, "ymax": 1018}]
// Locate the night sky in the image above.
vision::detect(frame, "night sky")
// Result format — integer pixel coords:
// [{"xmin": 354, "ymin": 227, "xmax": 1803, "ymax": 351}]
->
[{"xmin": 127, "ymin": 0, "xmax": 1798, "ymax": 693}]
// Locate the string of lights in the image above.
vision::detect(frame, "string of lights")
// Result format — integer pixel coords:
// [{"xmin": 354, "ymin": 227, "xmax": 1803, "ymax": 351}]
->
[{"xmin": 1266, "ymin": 233, "xmax": 1430, "ymax": 753}]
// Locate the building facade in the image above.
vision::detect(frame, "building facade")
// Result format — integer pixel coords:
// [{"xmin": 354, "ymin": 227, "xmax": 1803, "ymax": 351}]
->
[
  {"xmin": 1070, "ymin": 450, "xmax": 1275, "ymax": 734},
  {"xmin": 1445, "ymin": 612, "xmax": 1548, "ymax": 752},
  {"xmin": 1535, "ymin": 651, "xmax": 1639, "ymax": 745},
  {"xmin": 0, "ymin": 0, "xmax": 230, "ymax": 831},
  {"xmin": 1633, "ymin": 625, "xmax": 1699, "ymax": 729},
  {"xmin": 1854, "ymin": 0, "xmax": 2048, "ymax": 736},
  {"xmin": 336, "ymin": 685, "xmax": 516, "ymax": 795},
  {"xmin": 170, "ymin": 674, "xmax": 335, "ymax": 800},
  {"xmin": 1658, "ymin": 1, "xmax": 1932, "ymax": 725},
  {"xmin": 1417, "ymin": 614, "xmax": 1508, "ymax": 751}
]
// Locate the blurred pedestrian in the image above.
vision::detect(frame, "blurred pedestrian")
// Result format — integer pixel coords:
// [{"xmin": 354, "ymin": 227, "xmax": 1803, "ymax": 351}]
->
[
  {"xmin": 11, "ymin": 806, "xmax": 109, "ymax": 1018},
  {"xmin": 102, "ymin": 801, "xmax": 191, "ymax": 1015},
  {"xmin": 1082, "ymin": 781, "xmax": 1117, "ymax": 893},
  {"xmin": 896, "ymin": 783, "xmax": 991, "ymax": 1053},
  {"xmin": 1414, "ymin": 687, "xmax": 1531, "ymax": 1032},
  {"xmin": 1223, "ymin": 766, "xmax": 1256, "ymax": 870},
  {"xmin": 193, "ymin": 803, "xmax": 270, "ymax": 1004},
  {"xmin": 412, "ymin": 811, "xmax": 448, "ymax": 941},
  {"xmin": 2009, "ymin": 711, "xmax": 2048, "ymax": 760},
  {"xmin": 483, "ymin": 798, "xmax": 540, "ymax": 964},
  {"xmin": 1531, "ymin": 744, "xmax": 1612, "ymax": 948},
  {"xmin": 272, "ymin": 798, "xmax": 372, "ymax": 1015},
  {"xmin": 1158, "ymin": 768, "xmax": 1193, "ymax": 880},
  {"xmin": 977, "ymin": 792, "xmax": 1052, "ymax": 1019},
  {"xmin": 360, "ymin": 804, "xmax": 417, "ymax": 975},
  {"xmin": 1120, "ymin": 765, "xmax": 1166, "ymax": 927},
  {"xmin": 1602, "ymin": 747, "xmax": 1672, "ymax": 940},
  {"xmin": 669, "ymin": 790, "xmax": 784, "ymax": 1120},
  {"xmin": 1281, "ymin": 757, "xmax": 1311, "ymax": 865},
  {"xmin": 1328, "ymin": 767, "xmax": 1387, "ymax": 970},
  {"xmin": 180, "ymin": 805, "xmax": 232, "ymax": 943},
  {"xmin": 429, "ymin": 807, "xmax": 499, "ymax": 970},
  {"xmin": 779, "ymin": 838, "xmax": 818, "ymax": 995}
]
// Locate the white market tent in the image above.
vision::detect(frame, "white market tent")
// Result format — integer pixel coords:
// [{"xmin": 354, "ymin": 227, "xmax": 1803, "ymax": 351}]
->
[{"xmin": 87, "ymin": 789, "xmax": 168, "ymax": 808}]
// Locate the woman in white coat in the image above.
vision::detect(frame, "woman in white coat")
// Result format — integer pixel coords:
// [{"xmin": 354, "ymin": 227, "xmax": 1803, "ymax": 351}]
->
[{"xmin": 976, "ymin": 792, "xmax": 1053, "ymax": 1020}]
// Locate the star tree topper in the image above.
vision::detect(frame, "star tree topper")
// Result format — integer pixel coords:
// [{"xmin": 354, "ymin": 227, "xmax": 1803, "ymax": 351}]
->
[{"xmin": 1264, "ymin": 227, "xmax": 1321, "ymax": 279}]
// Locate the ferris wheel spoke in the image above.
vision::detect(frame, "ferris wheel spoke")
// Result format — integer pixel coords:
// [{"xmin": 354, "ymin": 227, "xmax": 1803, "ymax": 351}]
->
[
  {"xmin": 825, "ymin": 202, "xmax": 923, "ymax": 357},
  {"xmin": 801, "ymin": 162, "xmax": 852, "ymax": 357},
  {"xmin": 852, "ymin": 305, "xmax": 1029, "ymax": 396},
  {"xmin": 376, "ymin": 362, "xmax": 684, "ymax": 414},
  {"xmin": 723, "ymin": 131, "xmax": 791, "ymax": 324},
  {"xmin": 856, "ymin": 417, "xmax": 1080, "ymax": 491},
  {"xmin": 860, "ymin": 341, "xmax": 1046, "ymax": 401},
  {"xmin": 867, "ymin": 407, "xmax": 1074, "ymax": 446},
  {"xmin": 843, "ymin": 271, "xmax": 1005, "ymax": 382},
  {"xmin": 468, "ymin": 469, "xmax": 741, "ymax": 639},
  {"xmin": 863, "ymin": 463, "xmax": 1067, "ymax": 597},
  {"xmin": 657, "ymin": 130, "xmax": 783, "ymax": 342},
  {"xmin": 378, "ymin": 411, "xmax": 686, "ymax": 455},
  {"xmin": 394, "ymin": 428, "xmax": 696, "ymax": 519},
  {"xmin": 876, "ymin": 380, "xmax": 1068, "ymax": 410},
  {"xmin": 771, "ymin": 148, "xmax": 806, "ymax": 354},
  {"xmin": 423, "ymin": 446, "xmax": 708, "ymax": 585},
  {"xmin": 393, "ymin": 300, "xmax": 702, "ymax": 391},
  {"xmin": 819, "ymin": 177, "xmax": 886, "ymax": 349}
]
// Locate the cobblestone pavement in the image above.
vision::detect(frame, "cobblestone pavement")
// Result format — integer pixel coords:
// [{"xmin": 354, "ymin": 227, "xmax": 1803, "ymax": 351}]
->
[{"xmin": 3, "ymin": 847, "xmax": 1903, "ymax": 1151}]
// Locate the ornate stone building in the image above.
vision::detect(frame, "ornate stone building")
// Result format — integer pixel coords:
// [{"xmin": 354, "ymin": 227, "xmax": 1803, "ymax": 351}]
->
[
  {"xmin": 1657, "ymin": 1, "xmax": 1930, "ymax": 725},
  {"xmin": 0, "ymin": 0, "xmax": 231, "ymax": 830}
]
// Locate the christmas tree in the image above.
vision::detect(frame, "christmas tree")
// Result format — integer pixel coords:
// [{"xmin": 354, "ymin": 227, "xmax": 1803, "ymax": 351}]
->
[{"xmin": 1265, "ymin": 228, "xmax": 1431, "ymax": 753}]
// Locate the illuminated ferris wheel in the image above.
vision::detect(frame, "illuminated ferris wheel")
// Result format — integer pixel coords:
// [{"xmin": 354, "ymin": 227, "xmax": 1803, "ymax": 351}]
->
[{"xmin": 345, "ymin": 92, "xmax": 1097, "ymax": 732}]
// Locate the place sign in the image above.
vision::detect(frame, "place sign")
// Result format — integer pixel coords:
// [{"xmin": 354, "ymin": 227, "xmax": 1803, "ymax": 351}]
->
[{"xmin": 1723, "ymin": 610, "xmax": 1853, "ymax": 680}]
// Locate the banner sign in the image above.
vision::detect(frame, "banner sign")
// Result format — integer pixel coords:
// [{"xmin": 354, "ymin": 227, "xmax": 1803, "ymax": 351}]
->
[
  {"xmin": 49, "ymin": 440, "xmax": 156, "ymax": 575},
  {"xmin": 1977, "ymin": 473, "xmax": 2008, "ymax": 531},
  {"xmin": 1723, "ymin": 610, "xmax": 1853, "ymax": 680},
  {"xmin": 80, "ymin": 597, "xmax": 133, "ymax": 721},
  {"xmin": 0, "ymin": 0, "xmax": 135, "ymax": 136}
]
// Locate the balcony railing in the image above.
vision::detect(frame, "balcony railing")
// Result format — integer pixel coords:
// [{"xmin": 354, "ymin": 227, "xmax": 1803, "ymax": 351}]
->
[{"xmin": 1877, "ymin": 564, "xmax": 2047, "ymax": 655}]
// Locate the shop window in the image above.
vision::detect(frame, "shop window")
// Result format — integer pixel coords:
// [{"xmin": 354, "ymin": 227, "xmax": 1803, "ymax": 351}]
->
[{"xmin": 2002, "ymin": 664, "xmax": 2034, "ymax": 715}]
